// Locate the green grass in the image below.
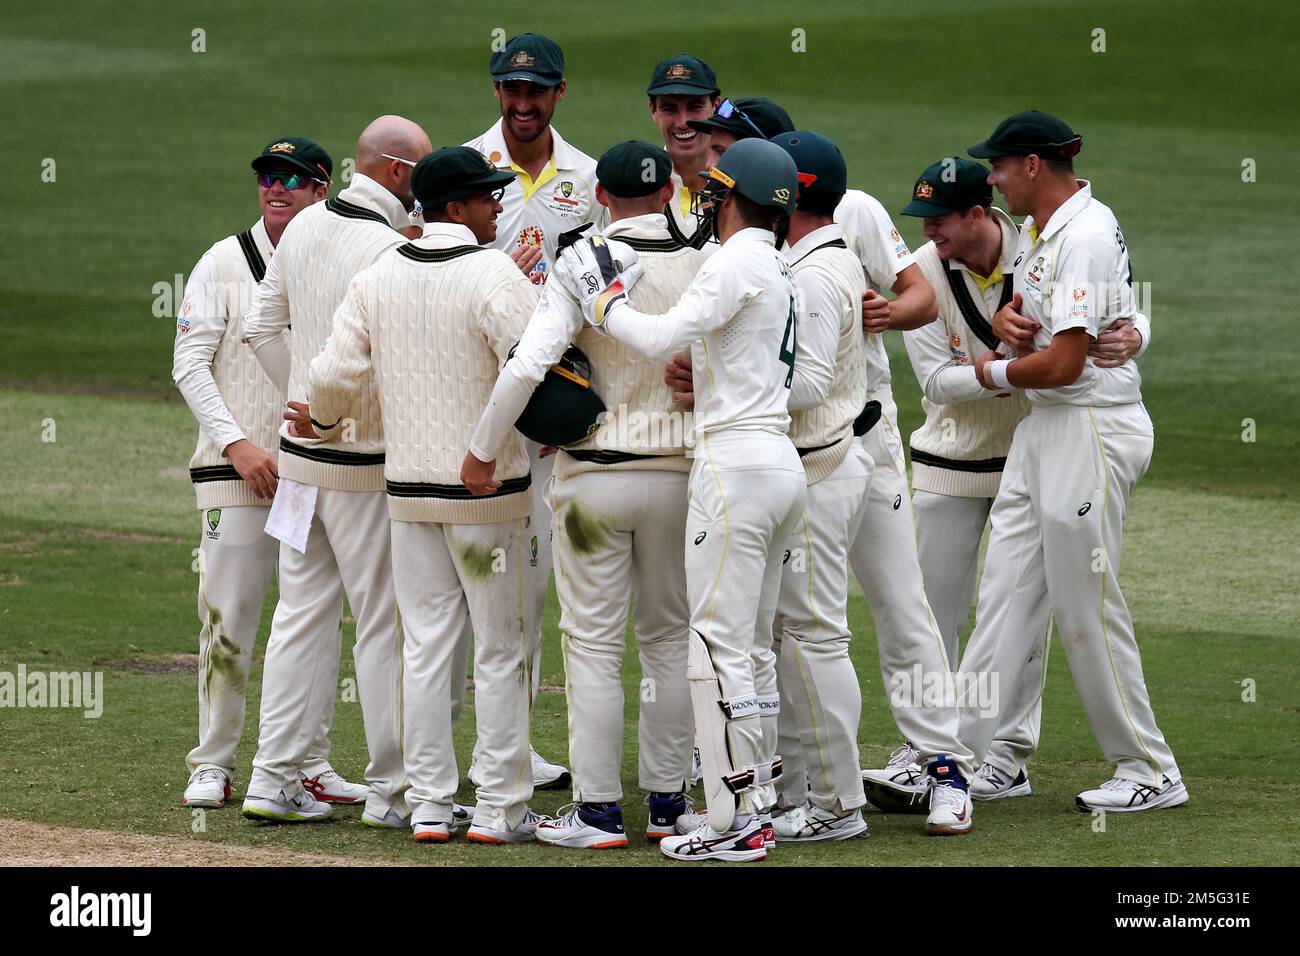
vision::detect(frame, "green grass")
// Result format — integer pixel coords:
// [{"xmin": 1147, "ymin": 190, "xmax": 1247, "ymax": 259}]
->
[{"xmin": 1, "ymin": 0, "xmax": 1297, "ymax": 865}]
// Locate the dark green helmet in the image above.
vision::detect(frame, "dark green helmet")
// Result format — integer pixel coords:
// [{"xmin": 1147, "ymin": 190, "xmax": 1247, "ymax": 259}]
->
[
  {"xmin": 703, "ymin": 137, "xmax": 798, "ymax": 214},
  {"xmin": 511, "ymin": 344, "xmax": 607, "ymax": 447}
]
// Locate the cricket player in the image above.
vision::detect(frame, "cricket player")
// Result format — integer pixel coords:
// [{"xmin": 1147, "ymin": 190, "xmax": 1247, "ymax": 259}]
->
[
  {"xmin": 173, "ymin": 137, "xmax": 364, "ymax": 808},
  {"xmin": 895, "ymin": 157, "xmax": 1151, "ymax": 803},
  {"xmin": 957, "ymin": 111, "xmax": 1185, "ymax": 813},
  {"xmin": 670, "ymin": 100, "xmax": 969, "ymax": 835},
  {"xmin": 241, "ymin": 115, "xmax": 432, "ymax": 825},
  {"xmin": 565, "ymin": 138, "xmax": 805, "ymax": 862},
  {"xmin": 767, "ymin": 131, "xmax": 873, "ymax": 842},
  {"xmin": 447, "ymin": 33, "xmax": 608, "ymax": 789},
  {"xmin": 463, "ymin": 140, "xmax": 703, "ymax": 848},
  {"xmin": 645, "ymin": 53, "xmax": 721, "ymax": 249},
  {"xmin": 309, "ymin": 147, "xmax": 544, "ymax": 844}
]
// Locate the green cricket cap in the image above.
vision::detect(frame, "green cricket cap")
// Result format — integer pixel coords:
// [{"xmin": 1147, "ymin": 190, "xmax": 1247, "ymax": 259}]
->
[
  {"xmin": 968, "ymin": 110, "xmax": 1082, "ymax": 160},
  {"xmin": 646, "ymin": 54, "xmax": 719, "ymax": 96},
  {"xmin": 596, "ymin": 140, "xmax": 672, "ymax": 198},
  {"xmin": 687, "ymin": 97, "xmax": 794, "ymax": 141},
  {"xmin": 900, "ymin": 157, "xmax": 992, "ymax": 217},
  {"xmin": 490, "ymin": 33, "xmax": 565, "ymax": 87},
  {"xmin": 411, "ymin": 146, "xmax": 516, "ymax": 208},
  {"xmin": 251, "ymin": 136, "xmax": 333, "ymax": 182}
]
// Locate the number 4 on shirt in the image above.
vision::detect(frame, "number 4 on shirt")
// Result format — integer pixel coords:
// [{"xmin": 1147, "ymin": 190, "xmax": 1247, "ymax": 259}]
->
[{"xmin": 779, "ymin": 296, "xmax": 797, "ymax": 388}]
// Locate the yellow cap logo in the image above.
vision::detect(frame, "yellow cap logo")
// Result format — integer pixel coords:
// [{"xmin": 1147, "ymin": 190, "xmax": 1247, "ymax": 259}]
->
[
  {"xmin": 510, "ymin": 50, "xmax": 536, "ymax": 67},
  {"xmin": 269, "ymin": 142, "xmax": 295, "ymax": 154},
  {"xmin": 666, "ymin": 63, "xmax": 692, "ymax": 79},
  {"xmin": 915, "ymin": 180, "xmax": 934, "ymax": 199}
]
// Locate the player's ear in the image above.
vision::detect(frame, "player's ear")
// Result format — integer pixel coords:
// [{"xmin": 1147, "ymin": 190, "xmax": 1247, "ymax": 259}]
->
[
  {"xmin": 657, "ymin": 181, "xmax": 676, "ymax": 206},
  {"xmin": 595, "ymin": 183, "xmax": 610, "ymax": 209},
  {"xmin": 554, "ymin": 79, "xmax": 566, "ymax": 102},
  {"xmin": 493, "ymin": 82, "xmax": 503, "ymax": 105}
]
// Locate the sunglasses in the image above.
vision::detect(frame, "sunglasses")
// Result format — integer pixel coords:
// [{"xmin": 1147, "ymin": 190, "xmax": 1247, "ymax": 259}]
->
[
  {"xmin": 714, "ymin": 98, "xmax": 765, "ymax": 140},
  {"xmin": 382, "ymin": 153, "xmax": 418, "ymax": 168},
  {"xmin": 256, "ymin": 171, "xmax": 321, "ymax": 190}
]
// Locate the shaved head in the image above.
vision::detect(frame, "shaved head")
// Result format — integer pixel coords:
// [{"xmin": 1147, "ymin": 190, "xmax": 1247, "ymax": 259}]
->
[{"xmin": 353, "ymin": 115, "xmax": 432, "ymax": 212}]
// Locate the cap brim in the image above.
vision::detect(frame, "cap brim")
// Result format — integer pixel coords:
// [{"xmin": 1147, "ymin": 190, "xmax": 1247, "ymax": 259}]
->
[
  {"xmin": 493, "ymin": 71, "xmax": 562, "ymax": 87},
  {"xmin": 252, "ymin": 154, "xmax": 328, "ymax": 181},
  {"xmin": 648, "ymin": 83, "xmax": 719, "ymax": 96},
  {"xmin": 968, "ymin": 142, "xmax": 1009, "ymax": 159},
  {"xmin": 686, "ymin": 117, "xmax": 745, "ymax": 136}
]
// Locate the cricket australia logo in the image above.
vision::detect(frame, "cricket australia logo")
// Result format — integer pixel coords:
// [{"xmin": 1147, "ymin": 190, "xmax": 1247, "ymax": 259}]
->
[
  {"xmin": 529, "ymin": 535, "xmax": 539, "ymax": 567},
  {"xmin": 205, "ymin": 508, "xmax": 221, "ymax": 540}
]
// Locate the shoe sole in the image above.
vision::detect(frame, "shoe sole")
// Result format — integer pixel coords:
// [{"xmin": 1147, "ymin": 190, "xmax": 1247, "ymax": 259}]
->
[
  {"xmin": 533, "ymin": 771, "xmax": 572, "ymax": 791},
  {"xmin": 925, "ymin": 821, "xmax": 973, "ymax": 836},
  {"xmin": 465, "ymin": 830, "xmax": 537, "ymax": 845},
  {"xmin": 645, "ymin": 827, "xmax": 675, "ymax": 843},
  {"xmin": 1075, "ymin": 783, "xmax": 1189, "ymax": 813},
  {"xmin": 182, "ymin": 796, "xmax": 227, "ymax": 809},
  {"xmin": 862, "ymin": 777, "xmax": 930, "ymax": 815},
  {"xmin": 659, "ymin": 845, "xmax": 767, "ymax": 862},
  {"xmin": 972, "ymin": 781, "xmax": 1032, "ymax": 802},
  {"xmin": 242, "ymin": 806, "xmax": 330, "ymax": 824},
  {"xmin": 361, "ymin": 817, "xmax": 410, "ymax": 829},
  {"xmin": 775, "ymin": 821, "xmax": 870, "ymax": 843},
  {"xmin": 312, "ymin": 793, "xmax": 369, "ymax": 804},
  {"xmin": 413, "ymin": 831, "xmax": 451, "ymax": 843},
  {"xmin": 536, "ymin": 832, "xmax": 629, "ymax": 849}
]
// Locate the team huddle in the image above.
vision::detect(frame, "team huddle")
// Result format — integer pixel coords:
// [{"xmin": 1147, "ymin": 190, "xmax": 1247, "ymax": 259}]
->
[{"xmin": 172, "ymin": 33, "xmax": 1187, "ymax": 862}]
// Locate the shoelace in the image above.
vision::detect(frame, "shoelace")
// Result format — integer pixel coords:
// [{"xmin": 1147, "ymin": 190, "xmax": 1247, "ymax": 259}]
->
[
  {"xmin": 886, "ymin": 743, "xmax": 920, "ymax": 769},
  {"xmin": 930, "ymin": 782, "xmax": 967, "ymax": 813},
  {"xmin": 549, "ymin": 803, "xmax": 583, "ymax": 825},
  {"xmin": 1098, "ymin": 777, "xmax": 1130, "ymax": 791},
  {"xmin": 195, "ymin": 768, "xmax": 224, "ymax": 784}
]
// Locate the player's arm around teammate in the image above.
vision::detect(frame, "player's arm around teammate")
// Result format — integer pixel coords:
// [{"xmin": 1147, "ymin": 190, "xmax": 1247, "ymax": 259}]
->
[
  {"xmin": 765, "ymin": 131, "xmax": 874, "ymax": 843},
  {"xmin": 310, "ymin": 147, "xmax": 546, "ymax": 845},
  {"xmin": 172, "ymin": 137, "xmax": 362, "ymax": 809},
  {"xmin": 957, "ymin": 112, "xmax": 1185, "ymax": 814},
  {"xmin": 464, "ymin": 141, "xmax": 703, "ymax": 848}
]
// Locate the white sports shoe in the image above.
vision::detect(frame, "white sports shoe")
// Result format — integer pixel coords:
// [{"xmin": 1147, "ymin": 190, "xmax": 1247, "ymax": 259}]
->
[
  {"xmin": 468, "ymin": 750, "xmax": 571, "ymax": 791},
  {"xmin": 466, "ymin": 808, "xmax": 546, "ymax": 845},
  {"xmin": 535, "ymin": 803, "xmax": 629, "ymax": 849},
  {"xmin": 361, "ymin": 806, "xmax": 412, "ymax": 829},
  {"xmin": 861, "ymin": 742, "xmax": 928, "ymax": 814},
  {"xmin": 452, "ymin": 803, "xmax": 474, "ymax": 831},
  {"xmin": 674, "ymin": 808, "xmax": 708, "ymax": 835},
  {"xmin": 1075, "ymin": 775, "xmax": 1188, "ymax": 813},
  {"xmin": 182, "ymin": 768, "xmax": 231, "ymax": 808},
  {"xmin": 925, "ymin": 782, "xmax": 973, "ymax": 836},
  {"xmin": 659, "ymin": 816, "xmax": 768, "ymax": 863},
  {"xmin": 773, "ymin": 803, "xmax": 870, "ymax": 842},
  {"xmin": 299, "ymin": 769, "xmax": 369, "ymax": 805},
  {"xmin": 970, "ymin": 763, "xmax": 1032, "ymax": 801},
  {"xmin": 412, "ymin": 821, "xmax": 451, "ymax": 843},
  {"xmin": 242, "ymin": 789, "xmax": 332, "ymax": 823}
]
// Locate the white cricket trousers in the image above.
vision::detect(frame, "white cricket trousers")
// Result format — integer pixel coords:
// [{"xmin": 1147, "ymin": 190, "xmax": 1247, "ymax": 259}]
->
[
  {"xmin": 774, "ymin": 442, "xmax": 873, "ymax": 812},
  {"xmin": 957, "ymin": 403, "xmax": 1180, "ymax": 787},
  {"xmin": 449, "ymin": 443, "xmax": 552, "ymax": 731},
  {"xmin": 391, "ymin": 518, "xmax": 533, "ymax": 831},
  {"xmin": 914, "ymin": 489, "xmax": 1047, "ymax": 778},
  {"xmin": 186, "ymin": 506, "xmax": 334, "ymax": 779},
  {"xmin": 690, "ymin": 429, "xmax": 806, "ymax": 817},
  {"xmin": 847, "ymin": 405, "xmax": 976, "ymax": 779},
  {"xmin": 248, "ymin": 488, "xmax": 406, "ymax": 818},
  {"xmin": 549, "ymin": 469, "xmax": 693, "ymax": 802}
]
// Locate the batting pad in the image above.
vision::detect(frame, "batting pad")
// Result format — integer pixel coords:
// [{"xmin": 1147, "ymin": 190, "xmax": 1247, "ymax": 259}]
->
[{"xmin": 687, "ymin": 629, "xmax": 761, "ymax": 833}]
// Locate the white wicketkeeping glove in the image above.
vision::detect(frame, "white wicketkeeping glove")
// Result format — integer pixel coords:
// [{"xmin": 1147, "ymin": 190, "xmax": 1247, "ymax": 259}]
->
[{"xmin": 556, "ymin": 236, "xmax": 642, "ymax": 329}]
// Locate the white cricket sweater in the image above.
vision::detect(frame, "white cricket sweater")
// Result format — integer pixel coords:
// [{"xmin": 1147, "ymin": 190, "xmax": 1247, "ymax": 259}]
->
[
  {"xmin": 308, "ymin": 223, "xmax": 539, "ymax": 524},
  {"xmin": 173, "ymin": 218, "xmax": 284, "ymax": 510},
  {"xmin": 786, "ymin": 225, "xmax": 871, "ymax": 485},
  {"xmin": 557, "ymin": 214, "xmax": 704, "ymax": 480},
  {"xmin": 904, "ymin": 209, "xmax": 1029, "ymax": 497},
  {"xmin": 244, "ymin": 174, "xmax": 407, "ymax": 492}
]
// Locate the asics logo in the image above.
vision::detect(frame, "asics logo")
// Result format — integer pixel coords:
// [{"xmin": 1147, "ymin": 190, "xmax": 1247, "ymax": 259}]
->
[
  {"xmin": 893, "ymin": 494, "xmax": 902, "ymax": 511},
  {"xmin": 694, "ymin": 532, "xmax": 707, "ymax": 545},
  {"xmin": 1078, "ymin": 502, "xmax": 1092, "ymax": 516}
]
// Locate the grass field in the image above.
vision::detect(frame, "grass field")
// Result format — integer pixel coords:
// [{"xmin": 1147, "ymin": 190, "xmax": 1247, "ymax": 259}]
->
[{"xmin": 1, "ymin": 0, "xmax": 1297, "ymax": 866}]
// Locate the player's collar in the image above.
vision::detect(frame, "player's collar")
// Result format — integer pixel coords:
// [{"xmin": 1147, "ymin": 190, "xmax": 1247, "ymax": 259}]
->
[
  {"xmin": 479, "ymin": 118, "xmax": 580, "ymax": 172},
  {"xmin": 783, "ymin": 222, "xmax": 844, "ymax": 260},
  {"xmin": 249, "ymin": 217, "xmax": 274, "ymax": 260},
  {"xmin": 417, "ymin": 221, "xmax": 479, "ymax": 247},
  {"xmin": 339, "ymin": 172, "xmax": 411, "ymax": 231},
  {"xmin": 603, "ymin": 213, "xmax": 671, "ymax": 241},
  {"xmin": 727, "ymin": 226, "xmax": 778, "ymax": 247},
  {"xmin": 1028, "ymin": 179, "xmax": 1093, "ymax": 244}
]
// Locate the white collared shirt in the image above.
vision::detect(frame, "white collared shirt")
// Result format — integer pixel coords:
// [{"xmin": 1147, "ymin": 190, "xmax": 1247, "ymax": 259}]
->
[
  {"xmin": 1014, "ymin": 181, "xmax": 1143, "ymax": 407},
  {"xmin": 411, "ymin": 120, "xmax": 607, "ymax": 278}
]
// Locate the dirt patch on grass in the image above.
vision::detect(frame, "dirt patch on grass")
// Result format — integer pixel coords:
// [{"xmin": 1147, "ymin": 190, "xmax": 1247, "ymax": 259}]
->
[
  {"xmin": 96, "ymin": 653, "xmax": 201, "ymax": 674},
  {"xmin": 0, "ymin": 818, "xmax": 398, "ymax": 867}
]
